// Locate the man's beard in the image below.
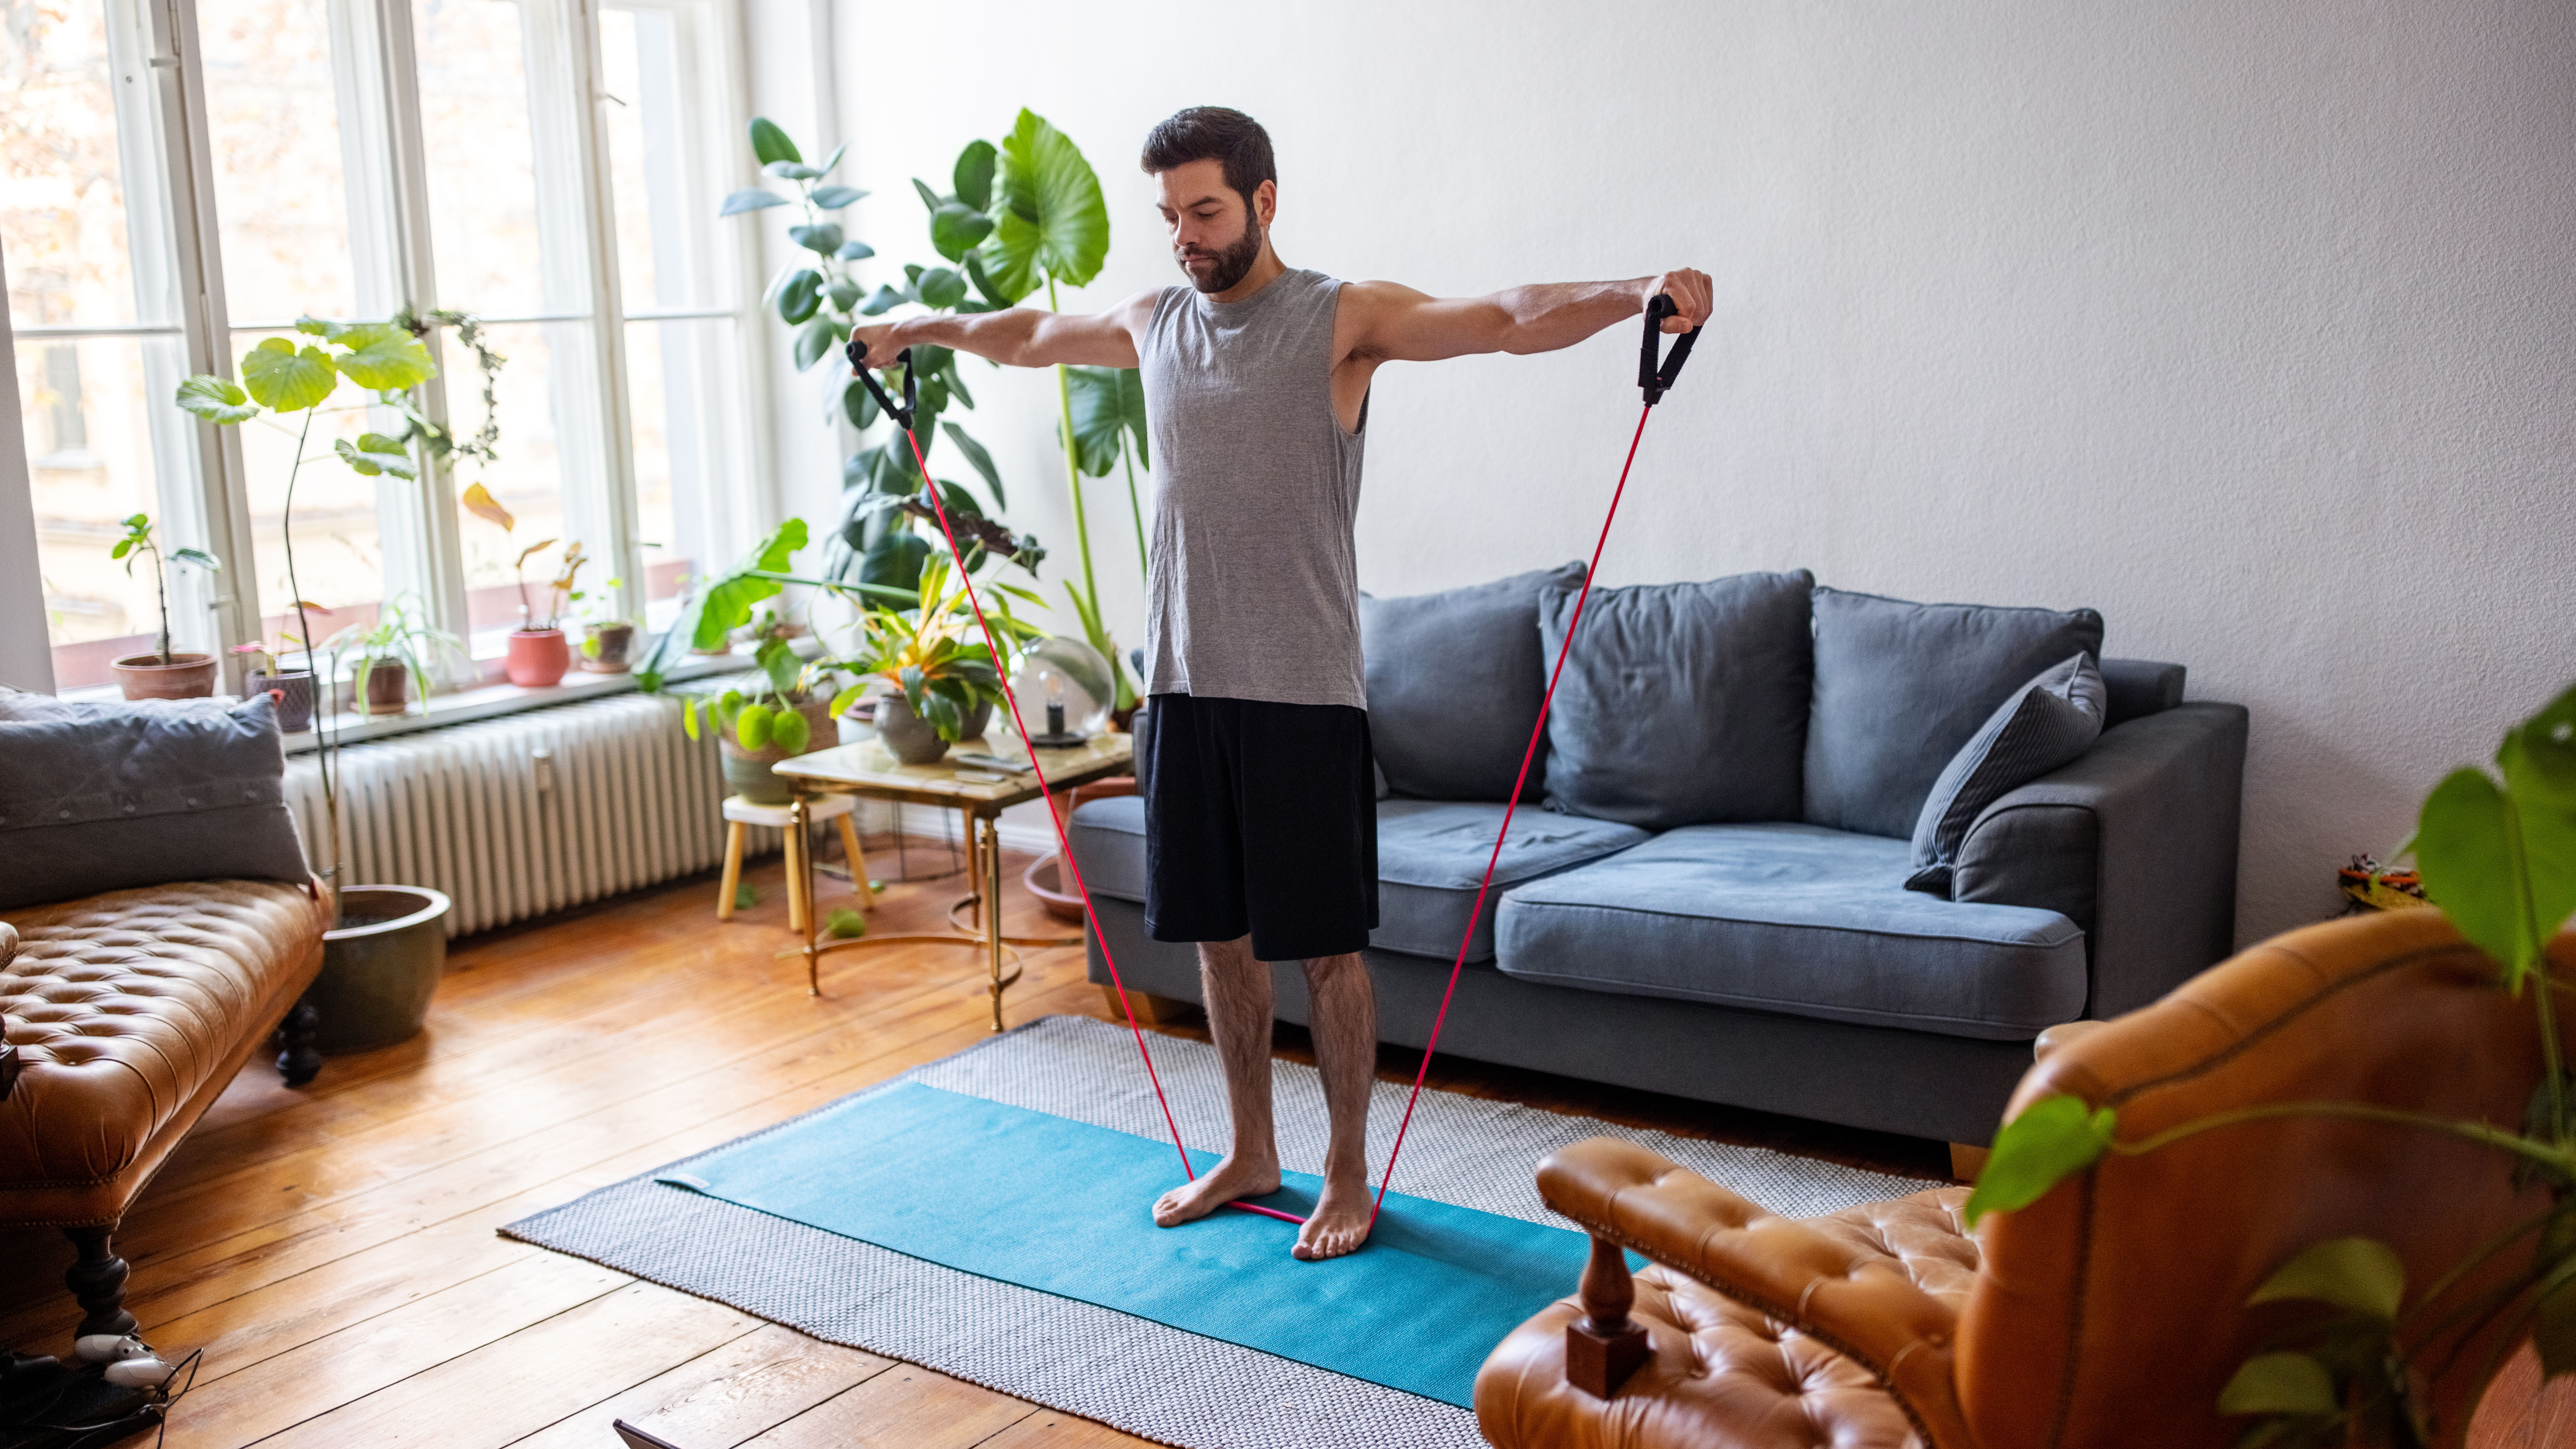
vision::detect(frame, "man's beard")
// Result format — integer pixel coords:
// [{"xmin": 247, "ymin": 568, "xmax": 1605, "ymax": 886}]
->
[{"xmin": 1180, "ymin": 212, "xmax": 1262, "ymax": 294}]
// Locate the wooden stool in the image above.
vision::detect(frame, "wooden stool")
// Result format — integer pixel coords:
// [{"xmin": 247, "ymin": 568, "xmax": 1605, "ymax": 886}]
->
[{"xmin": 717, "ymin": 794, "xmax": 872, "ymax": 933}]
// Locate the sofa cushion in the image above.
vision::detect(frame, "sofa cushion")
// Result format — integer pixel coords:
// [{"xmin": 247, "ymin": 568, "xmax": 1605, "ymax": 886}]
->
[
  {"xmin": 1360, "ymin": 563, "xmax": 1584, "ymax": 802},
  {"xmin": 1065, "ymin": 794, "xmax": 1647, "ymax": 963},
  {"xmin": 1538, "ymin": 571, "xmax": 1814, "ymax": 831},
  {"xmin": 0, "ymin": 695, "xmax": 310, "ymax": 911},
  {"xmin": 1905, "ymin": 653, "xmax": 2106, "ymax": 898},
  {"xmin": 1803, "ymin": 588, "xmax": 2105, "ymax": 840},
  {"xmin": 1493, "ymin": 823, "xmax": 2088, "ymax": 1040}
]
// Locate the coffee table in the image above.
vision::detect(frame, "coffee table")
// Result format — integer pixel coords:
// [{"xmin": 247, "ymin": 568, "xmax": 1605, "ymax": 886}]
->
[{"xmin": 772, "ymin": 727, "xmax": 1134, "ymax": 1029}]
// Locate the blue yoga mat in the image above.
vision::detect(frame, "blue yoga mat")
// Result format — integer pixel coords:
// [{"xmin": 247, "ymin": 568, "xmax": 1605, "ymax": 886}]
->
[{"xmin": 656, "ymin": 1082, "xmax": 1601, "ymax": 1407}]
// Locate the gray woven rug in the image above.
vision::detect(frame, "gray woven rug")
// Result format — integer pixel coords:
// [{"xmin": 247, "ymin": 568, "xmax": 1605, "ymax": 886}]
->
[{"xmin": 504, "ymin": 1014, "xmax": 1939, "ymax": 1448}]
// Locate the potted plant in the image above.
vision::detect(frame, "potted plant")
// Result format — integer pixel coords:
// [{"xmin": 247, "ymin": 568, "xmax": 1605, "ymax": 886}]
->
[
  {"xmin": 231, "ymin": 625, "xmax": 327, "ymax": 733},
  {"xmin": 328, "ymin": 594, "xmax": 465, "ymax": 717},
  {"xmin": 681, "ymin": 626, "xmax": 844, "ymax": 803},
  {"xmin": 579, "ymin": 577, "xmax": 637, "ymax": 674},
  {"xmin": 834, "ymin": 555, "xmax": 1023, "ymax": 766},
  {"xmin": 106, "ymin": 513, "xmax": 223, "ymax": 700}
]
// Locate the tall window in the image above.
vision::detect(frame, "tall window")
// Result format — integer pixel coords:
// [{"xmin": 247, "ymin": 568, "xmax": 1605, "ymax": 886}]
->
[{"xmin": 5, "ymin": 0, "xmax": 755, "ymax": 693}]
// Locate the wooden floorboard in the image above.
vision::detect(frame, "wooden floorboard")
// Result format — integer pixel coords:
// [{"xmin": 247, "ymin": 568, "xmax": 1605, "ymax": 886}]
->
[{"xmin": 6, "ymin": 835, "xmax": 2568, "ymax": 1446}]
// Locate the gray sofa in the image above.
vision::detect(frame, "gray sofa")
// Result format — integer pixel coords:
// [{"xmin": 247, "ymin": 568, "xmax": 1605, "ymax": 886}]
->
[{"xmin": 1069, "ymin": 569, "xmax": 2246, "ymax": 1146}]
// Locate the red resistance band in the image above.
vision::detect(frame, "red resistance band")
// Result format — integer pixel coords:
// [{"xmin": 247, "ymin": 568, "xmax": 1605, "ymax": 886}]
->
[{"xmin": 869, "ymin": 299, "xmax": 1692, "ymax": 1232}]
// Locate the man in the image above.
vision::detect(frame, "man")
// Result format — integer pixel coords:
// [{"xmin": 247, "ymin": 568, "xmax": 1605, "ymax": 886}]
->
[{"xmin": 852, "ymin": 107, "xmax": 1710, "ymax": 1261}]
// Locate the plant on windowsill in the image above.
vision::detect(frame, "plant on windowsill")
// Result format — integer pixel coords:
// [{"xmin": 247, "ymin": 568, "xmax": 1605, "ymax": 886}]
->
[
  {"xmin": 1969, "ymin": 681, "xmax": 2576, "ymax": 1446},
  {"xmin": 105, "ymin": 512, "xmax": 223, "ymax": 701},
  {"xmin": 577, "ymin": 576, "xmax": 636, "ymax": 675},
  {"xmin": 231, "ymin": 619, "xmax": 331, "ymax": 734},
  {"xmin": 459, "ymin": 481, "xmax": 586, "ymax": 688},
  {"xmin": 325, "ymin": 594, "xmax": 467, "ymax": 719}
]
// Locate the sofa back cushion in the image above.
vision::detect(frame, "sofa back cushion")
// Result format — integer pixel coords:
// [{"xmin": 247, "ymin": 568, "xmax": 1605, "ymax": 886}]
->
[
  {"xmin": 1905, "ymin": 652, "xmax": 2106, "ymax": 897},
  {"xmin": 1360, "ymin": 563, "xmax": 1584, "ymax": 801},
  {"xmin": 1804, "ymin": 587, "xmax": 2105, "ymax": 839},
  {"xmin": 0, "ymin": 694, "xmax": 311, "ymax": 910},
  {"xmin": 1538, "ymin": 570, "xmax": 1814, "ymax": 830}
]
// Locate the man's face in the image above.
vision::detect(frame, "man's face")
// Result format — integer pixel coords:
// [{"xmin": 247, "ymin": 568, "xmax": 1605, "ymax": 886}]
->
[{"xmin": 1154, "ymin": 158, "xmax": 1272, "ymax": 294}]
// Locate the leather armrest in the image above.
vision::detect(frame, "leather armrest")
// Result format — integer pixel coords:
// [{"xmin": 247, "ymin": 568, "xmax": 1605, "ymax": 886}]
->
[
  {"xmin": 1536, "ymin": 1137, "xmax": 1974, "ymax": 1446},
  {"xmin": 1955, "ymin": 702, "xmax": 2248, "ymax": 1019}
]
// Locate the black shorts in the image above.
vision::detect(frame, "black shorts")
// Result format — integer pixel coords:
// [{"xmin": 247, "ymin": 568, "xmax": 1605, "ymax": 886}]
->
[{"xmin": 1142, "ymin": 693, "xmax": 1379, "ymax": 962}]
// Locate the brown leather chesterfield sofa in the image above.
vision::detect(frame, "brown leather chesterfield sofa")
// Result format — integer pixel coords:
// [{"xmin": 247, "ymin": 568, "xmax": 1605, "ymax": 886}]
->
[
  {"xmin": 1476, "ymin": 908, "xmax": 2567, "ymax": 1449},
  {"xmin": 0, "ymin": 882, "xmax": 330, "ymax": 1342}
]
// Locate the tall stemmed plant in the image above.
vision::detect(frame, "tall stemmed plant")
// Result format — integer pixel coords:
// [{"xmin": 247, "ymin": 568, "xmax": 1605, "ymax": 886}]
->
[
  {"xmin": 1969, "ymin": 682, "xmax": 2576, "ymax": 1445},
  {"xmin": 174, "ymin": 319, "xmax": 439, "ymax": 909}
]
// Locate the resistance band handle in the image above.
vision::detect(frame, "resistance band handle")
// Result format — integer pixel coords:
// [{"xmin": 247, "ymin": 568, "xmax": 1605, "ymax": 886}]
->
[
  {"xmin": 845, "ymin": 340, "xmax": 918, "ymax": 430},
  {"xmin": 1638, "ymin": 294, "xmax": 1700, "ymax": 407}
]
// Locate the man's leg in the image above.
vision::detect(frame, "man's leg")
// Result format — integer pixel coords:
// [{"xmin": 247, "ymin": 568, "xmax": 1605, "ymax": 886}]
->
[
  {"xmin": 1293, "ymin": 951, "xmax": 1376, "ymax": 1260},
  {"xmin": 1151, "ymin": 936, "xmax": 1283, "ymax": 1224}
]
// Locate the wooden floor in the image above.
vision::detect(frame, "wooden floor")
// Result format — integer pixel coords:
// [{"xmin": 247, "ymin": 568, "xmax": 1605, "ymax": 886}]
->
[{"xmin": 3, "ymin": 837, "xmax": 2568, "ymax": 1447}]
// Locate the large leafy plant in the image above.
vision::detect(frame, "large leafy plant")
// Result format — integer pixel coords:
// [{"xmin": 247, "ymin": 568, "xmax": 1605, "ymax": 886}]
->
[
  {"xmin": 830, "ymin": 554, "xmax": 1036, "ymax": 744},
  {"xmin": 677, "ymin": 623, "xmax": 838, "ymax": 757},
  {"xmin": 1967, "ymin": 682, "xmax": 2576, "ymax": 1445}
]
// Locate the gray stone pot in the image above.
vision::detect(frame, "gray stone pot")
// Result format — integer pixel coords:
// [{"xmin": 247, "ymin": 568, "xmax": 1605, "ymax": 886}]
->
[
  {"xmin": 311, "ymin": 885, "xmax": 451, "ymax": 1054},
  {"xmin": 872, "ymin": 693, "xmax": 951, "ymax": 765}
]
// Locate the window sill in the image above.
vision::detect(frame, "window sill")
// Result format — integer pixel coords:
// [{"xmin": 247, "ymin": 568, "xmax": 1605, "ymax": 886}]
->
[{"xmin": 271, "ymin": 653, "xmax": 757, "ymax": 754}]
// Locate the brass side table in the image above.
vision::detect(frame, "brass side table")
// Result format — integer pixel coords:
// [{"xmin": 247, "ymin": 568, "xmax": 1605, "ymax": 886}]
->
[{"xmin": 772, "ymin": 728, "xmax": 1134, "ymax": 1030}]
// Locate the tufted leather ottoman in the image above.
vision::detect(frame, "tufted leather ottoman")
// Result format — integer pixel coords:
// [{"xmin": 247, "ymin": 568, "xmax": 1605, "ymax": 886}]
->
[{"xmin": 1, "ymin": 878, "xmax": 329, "ymax": 1338}]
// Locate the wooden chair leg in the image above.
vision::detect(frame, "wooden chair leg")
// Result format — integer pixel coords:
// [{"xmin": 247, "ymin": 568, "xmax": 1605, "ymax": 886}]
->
[
  {"xmin": 717, "ymin": 821, "xmax": 745, "ymax": 921},
  {"xmin": 1566, "ymin": 1233, "xmax": 1650, "ymax": 1398},
  {"xmin": 63, "ymin": 1223, "xmax": 136, "ymax": 1341},
  {"xmin": 835, "ymin": 815, "xmax": 874, "ymax": 911}
]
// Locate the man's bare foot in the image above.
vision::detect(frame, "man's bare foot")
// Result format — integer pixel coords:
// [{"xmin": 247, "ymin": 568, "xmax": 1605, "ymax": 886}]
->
[
  {"xmin": 1152, "ymin": 1154, "xmax": 1281, "ymax": 1227},
  {"xmin": 1292, "ymin": 1173, "xmax": 1373, "ymax": 1260}
]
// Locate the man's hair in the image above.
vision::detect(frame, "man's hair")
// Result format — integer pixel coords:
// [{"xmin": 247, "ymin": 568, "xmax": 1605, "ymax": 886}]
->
[{"xmin": 1139, "ymin": 107, "xmax": 1275, "ymax": 211}]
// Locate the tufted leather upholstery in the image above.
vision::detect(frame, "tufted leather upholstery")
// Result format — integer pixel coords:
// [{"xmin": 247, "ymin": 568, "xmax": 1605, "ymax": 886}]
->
[
  {"xmin": 1480, "ymin": 910, "xmax": 2576, "ymax": 1449},
  {"xmin": 0, "ymin": 879, "xmax": 328, "ymax": 1226}
]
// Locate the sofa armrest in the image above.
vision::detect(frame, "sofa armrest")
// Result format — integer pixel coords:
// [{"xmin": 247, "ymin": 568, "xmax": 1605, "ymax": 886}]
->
[
  {"xmin": 1953, "ymin": 702, "xmax": 2248, "ymax": 1019},
  {"xmin": 1535, "ymin": 1137, "xmax": 1974, "ymax": 1446}
]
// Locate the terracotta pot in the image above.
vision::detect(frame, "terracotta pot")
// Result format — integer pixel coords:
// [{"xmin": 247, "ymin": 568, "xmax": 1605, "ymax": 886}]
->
[
  {"xmin": 871, "ymin": 693, "xmax": 950, "ymax": 766},
  {"xmin": 246, "ymin": 670, "xmax": 317, "ymax": 733},
  {"xmin": 111, "ymin": 652, "xmax": 218, "ymax": 701},
  {"xmin": 505, "ymin": 628, "xmax": 570, "ymax": 687},
  {"xmin": 357, "ymin": 659, "xmax": 412, "ymax": 716},
  {"xmin": 580, "ymin": 622, "xmax": 635, "ymax": 674},
  {"xmin": 717, "ymin": 697, "xmax": 839, "ymax": 805}
]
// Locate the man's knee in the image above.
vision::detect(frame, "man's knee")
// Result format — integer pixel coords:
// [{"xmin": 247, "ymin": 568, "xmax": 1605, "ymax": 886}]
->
[
  {"xmin": 1303, "ymin": 951, "xmax": 1368, "ymax": 986},
  {"xmin": 1197, "ymin": 936, "xmax": 1259, "ymax": 972}
]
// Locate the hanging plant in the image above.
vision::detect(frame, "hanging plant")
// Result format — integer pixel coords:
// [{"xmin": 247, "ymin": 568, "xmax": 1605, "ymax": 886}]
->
[{"xmin": 387, "ymin": 306, "xmax": 506, "ymax": 471}]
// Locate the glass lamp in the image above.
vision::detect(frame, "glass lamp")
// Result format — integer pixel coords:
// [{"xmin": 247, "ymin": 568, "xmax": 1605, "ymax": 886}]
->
[{"xmin": 1011, "ymin": 635, "xmax": 1113, "ymax": 745}]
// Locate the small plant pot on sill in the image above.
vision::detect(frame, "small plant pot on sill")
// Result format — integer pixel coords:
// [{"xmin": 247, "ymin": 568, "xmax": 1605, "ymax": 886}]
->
[
  {"xmin": 246, "ymin": 669, "xmax": 317, "ymax": 733},
  {"xmin": 580, "ymin": 622, "xmax": 635, "ymax": 673},
  {"xmin": 351, "ymin": 659, "xmax": 412, "ymax": 716},
  {"xmin": 505, "ymin": 627, "xmax": 571, "ymax": 687},
  {"xmin": 111, "ymin": 652, "xmax": 218, "ymax": 701},
  {"xmin": 719, "ymin": 697, "xmax": 839, "ymax": 804},
  {"xmin": 311, "ymin": 885, "xmax": 451, "ymax": 1054}
]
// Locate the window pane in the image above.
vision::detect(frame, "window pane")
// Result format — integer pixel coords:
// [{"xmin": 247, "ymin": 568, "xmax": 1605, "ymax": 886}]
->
[
  {"xmin": 24, "ymin": 337, "xmax": 178, "ymax": 688},
  {"xmin": 452, "ymin": 320, "xmax": 574, "ymax": 655},
  {"xmin": 1, "ymin": 0, "xmax": 142, "ymax": 328},
  {"xmin": 198, "ymin": 0, "xmax": 365, "ymax": 324},
  {"xmin": 598, "ymin": 4, "xmax": 714, "ymax": 313},
  {"xmin": 413, "ymin": 0, "xmax": 547, "ymax": 317},
  {"xmin": 622, "ymin": 318, "xmax": 711, "ymax": 617}
]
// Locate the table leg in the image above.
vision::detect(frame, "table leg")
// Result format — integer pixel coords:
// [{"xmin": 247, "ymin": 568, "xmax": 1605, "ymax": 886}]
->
[
  {"xmin": 983, "ymin": 813, "xmax": 1007, "ymax": 1032},
  {"xmin": 793, "ymin": 795, "xmax": 821, "ymax": 996}
]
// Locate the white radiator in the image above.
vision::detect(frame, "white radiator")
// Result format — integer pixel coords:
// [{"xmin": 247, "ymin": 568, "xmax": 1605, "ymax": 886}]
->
[{"xmin": 282, "ymin": 694, "xmax": 782, "ymax": 937}]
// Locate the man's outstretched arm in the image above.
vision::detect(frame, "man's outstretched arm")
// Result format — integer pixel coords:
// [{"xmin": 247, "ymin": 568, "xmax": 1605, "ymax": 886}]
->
[
  {"xmin": 850, "ymin": 290, "xmax": 1157, "ymax": 371},
  {"xmin": 1342, "ymin": 270, "xmax": 1712, "ymax": 364}
]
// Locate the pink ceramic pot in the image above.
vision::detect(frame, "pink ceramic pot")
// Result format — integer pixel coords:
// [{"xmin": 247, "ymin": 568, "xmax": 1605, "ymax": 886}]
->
[{"xmin": 504, "ymin": 628, "xmax": 571, "ymax": 687}]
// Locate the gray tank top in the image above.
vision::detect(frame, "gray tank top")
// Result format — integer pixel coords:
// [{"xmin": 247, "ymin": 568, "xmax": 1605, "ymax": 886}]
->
[{"xmin": 1138, "ymin": 268, "xmax": 1367, "ymax": 710}]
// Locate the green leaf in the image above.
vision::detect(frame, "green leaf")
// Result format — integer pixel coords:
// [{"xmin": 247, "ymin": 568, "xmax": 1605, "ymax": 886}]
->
[
  {"xmin": 169, "ymin": 547, "xmax": 219, "ymax": 570},
  {"xmin": 859, "ymin": 284, "xmax": 909, "ymax": 317},
  {"xmin": 681, "ymin": 701, "xmax": 701, "ymax": 739},
  {"xmin": 330, "ymin": 323, "xmax": 438, "ymax": 391},
  {"xmin": 769, "ymin": 705, "xmax": 810, "ymax": 756},
  {"xmin": 2502, "ymin": 683, "xmax": 2576, "ymax": 947},
  {"xmin": 766, "ymin": 161, "xmax": 821, "ymax": 180},
  {"xmin": 736, "ymin": 702, "xmax": 774, "ymax": 750},
  {"xmin": 930, "ymin": 203, "xmax": 995, "ymax": 264},
  {"xmin": 942, "ymin": 423, "xmax": 1004, "ymax": 509},
  {"xmin": 860, "ymin": 528, "xmax": 929, "ymax": 595},
  {"xmin": 912, "ymin": 177, "xmax": 945, "ymax": 213},
  {"xmin": 2248, "ymin": 1238, "xmax": 2406, "ymax": 1320},
  {"xmin": 734, "ymin": 882, "xmax": 758, "ymax": 910},
  {"xmin": 777, "ymin": 268, "xmax": 824, "ymax": 326},
  {"xmin": 749, "ymin": 117, "xmax": 801, "ymax": 166},
  {"xmin": 829, "ymin": 683, "xmax": 865, "ymax": 716},
  {"xmin": 837, "ymin": 239, "xmax": 876, "ymax": 261},
  {"xmin": 809, "ymin": 185, "xmax": 866, "ymax": 210},
  {"xmin": 175, "ymin": 375, "xmax": 258, "ymax": 424},
  {"xmin": 2536, "ymin": 1257, "xmax": 2576, "ymax": 1380},
  {"xmin": 2416, "ymin": 767, "xmax": 2536, "ymax": 983},
  {"xmin": 826, "ymin": 277, "xmax": 863, "ymax": 314},
  {"xmin": 820, "ymin": 142, "xmax": 847, "ymax": 176},
  {"xmin": 334, "ymin": 436, "xmax": 417, "ymax": 479},
  {"xmin": 719, "ymin": 187, "xmax": 788, "ymax": 216},
  {"xmin": 842, "ymin": 379, "xmax": 880, "ymax": 432},
  {"xmin": 2219, "ymin": 1352, "xmax": 2339, "ymax": 1416},
  {"xmin": 917, "ymin": 266, "xmax": 968, "ymax": 310},
  {"xmin": 825, "ymin": 906, "xmax": 867, "ymax": 939},
  {"xmin": 110, "ymin": 539, "xmax": 133, "ymax": 560},
  {"xmin": 293, "ymin": 314, "xmax": 346, "ymax": 338},
  {"xmin": 794, "ymin": 317, "xmax": 840, "ymax": 371},
  {"xmin": 983, "ymin": 108, "xmax": 1110, "ymax": 297},
  {"xmin": 952, "ymin": 139, "xmax": 997, "ymax": 212},
  {"xmin": 240, "ymin": 338, "xmax": 337, "ymax": 412},
  {"xmin": 962, "ymin": 250, "xmax": 1018, "ymax": 308},
  {"xmin": 789, "ymin": 222, "xmax": 844, "ymax": 255},
  {"xmin": 1066, "ymin": 366, "xmax": 1148, "ymax": 476},
  {"xmin": 1962, "ymin": 1094, "xmax": 2117, "ymax": 1228}
]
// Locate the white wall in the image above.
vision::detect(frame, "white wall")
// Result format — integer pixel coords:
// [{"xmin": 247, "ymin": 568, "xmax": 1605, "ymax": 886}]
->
[{"xmin": 765, "ymin": 0, "xmax": 2576, "ymax": 943}]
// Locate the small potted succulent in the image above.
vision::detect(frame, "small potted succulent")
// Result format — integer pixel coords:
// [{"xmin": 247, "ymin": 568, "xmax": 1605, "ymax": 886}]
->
[
  {"xmin": 231, "ymin": 625, "xmax": 325, "ymax": 733},
  {"xmin": 106, "ymin": 513, "xmax": 223, "ymax": 700},
  {"xmin": 836, "ymin": 556, "xmax": 1022, "ymax": 766},
  {"xmin": 681, "ymin": 624, "xmax": 842, "ymax": 803},
  {"xmin": 578, "ymin": 579, "xmax": 636, "ymax": 674},
  {"xmin": 328, "ymin": 594, "xmax": 466, "ymax": 717}
]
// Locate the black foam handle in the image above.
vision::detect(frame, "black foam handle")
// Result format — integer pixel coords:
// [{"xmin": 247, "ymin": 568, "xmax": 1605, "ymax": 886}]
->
[
  {"xmin": 845, "ymin": 341, "xmax": 917, "ymax": 429},
  {"xmin": 1639, "ymin": 294, "xmax": 1700, "ymax": 406}
]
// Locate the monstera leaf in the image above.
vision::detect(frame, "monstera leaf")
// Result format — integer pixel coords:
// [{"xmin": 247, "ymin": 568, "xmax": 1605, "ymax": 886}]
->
[
  {"xmin": 979, "ymin": 109, "xmax": 1108, "ymax": 301},
  {"xmin": 1065, "ymin": 366, "xmax": 1149, "ymax": 477}
]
